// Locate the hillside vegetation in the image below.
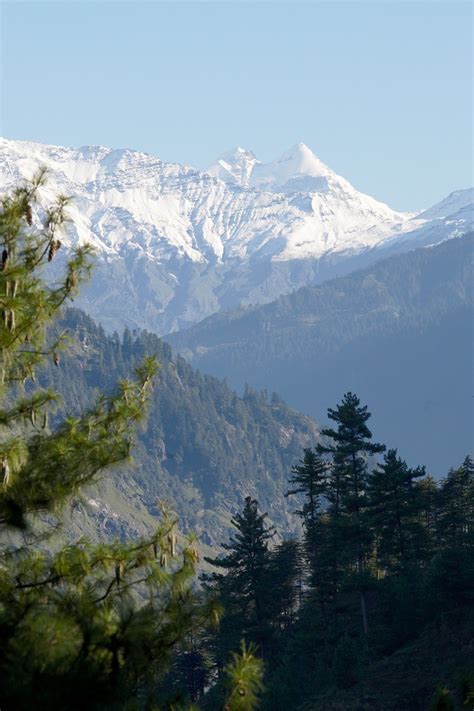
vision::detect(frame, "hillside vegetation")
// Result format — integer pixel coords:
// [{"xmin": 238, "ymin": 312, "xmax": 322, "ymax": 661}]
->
[{"xmin": 42, "ymin": 309, "xmax": 319, "ymax": 545}]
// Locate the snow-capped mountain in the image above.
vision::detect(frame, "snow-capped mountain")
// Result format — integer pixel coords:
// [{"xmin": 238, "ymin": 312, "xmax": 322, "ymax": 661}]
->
[
  {"xmin": 0, "ymin": 137, "xmax": 471, "ymax": 334},
  {"xmin": 251, "ymin": 142, "xmax": 336, "ymax": 193},
  {"xmin": 416, "ymin": 188, "xmax": 474, "ymax": 221},
  {"xmin": 207, "ymin": 147, "xmax": 259, "ymax": 187}
]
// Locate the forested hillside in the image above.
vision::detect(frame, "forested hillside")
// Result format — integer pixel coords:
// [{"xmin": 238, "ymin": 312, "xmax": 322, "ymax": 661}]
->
[
  {"xmin": 163, "ymin": 395, "xmax": 474, "ymax": 710},
  {"xmin": 170, "ymin": 235, "xmax": 474, "ymax": 474},
  {"xmin": 42, "ymin": 309, "xmax": 319, "ymax": 545}
]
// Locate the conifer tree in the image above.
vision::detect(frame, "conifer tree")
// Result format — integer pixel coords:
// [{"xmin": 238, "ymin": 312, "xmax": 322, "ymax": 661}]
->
[
  {"xmin": 318, "ymin": 392, "xmax": 385, "ymax": 634},
  {"xmin": 285, "ymin": 448, "xmax": 328, "ymax": 592},
  {"xmin": 204, "ymin": 497, "xmax": 275, "ymax": 663},
  {"xmin": 425, "ymin": 455, "xmax": 474, "ymax": 615},
  {"xmin": 286, "ymin": 448, "xmax": 328, "ymax": 529},
  {"xmin": 0, "ymin": 175, "xmax": 261, "ymax": 710},
  {"xmin": 267, "ymin": 539, "xmax": 303, "ymax": 631},
  {"xmin": 164, "ymin": 631, "xmax": 213, "ymax": 704},
  {"xmin": 437, "ymin": 455, "xmax": 474, "ymax": 549},
  {"xmin": 368, "ymin": 449, "xmax": 426, "ymax": 571},
  {"xmin": 416, "ymin": 474, "xmax": 440, "ymax": 559}
]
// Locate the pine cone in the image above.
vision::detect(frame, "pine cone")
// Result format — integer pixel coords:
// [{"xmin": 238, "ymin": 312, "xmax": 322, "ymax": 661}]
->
[{"xmin": 48, "ymin": 240, "xmax": 61, "ymax": 262}]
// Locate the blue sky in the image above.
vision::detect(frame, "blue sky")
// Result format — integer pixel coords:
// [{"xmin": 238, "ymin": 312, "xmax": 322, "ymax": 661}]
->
[{"xmin": 1, "ymin": 1, "xmax": 472, "ymax": 210}]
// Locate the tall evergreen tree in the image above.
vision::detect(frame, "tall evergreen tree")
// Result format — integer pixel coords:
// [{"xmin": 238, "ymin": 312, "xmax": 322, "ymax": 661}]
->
[
  {"xmin": 426, "ymin": 455, "xmax": 474, "ymax": 615},
  {"xmin": 267, "ymin": 539, "xmax": 303, "ymax": 632},
  {"xmin": 368, "ymin": 449, "xmax": 427, "ymax": 571},
  {"xmin": 417, "ymin": 474, "xmax": 440, "ymax": 559},
  {"xmin": 164, "ymin": 631, "xmax": 213, "ymax": 704},
  {"xmin": 204, "ymin": 497, "xmax": 275, "ymax": 664},
  {"xmin": 286, "ymin": 448, "xmax": 328, "ymax": 528},
  {"xmin": 285, "ymin": 448, "xmax": 328, "ymax": 593},
  {"xmin": 318, "ymin": 392, "xmax": 385, "ymax": 634},
  {"xmin": 437, "ymin": 455, "xmax": 474, "ymax": 549}
]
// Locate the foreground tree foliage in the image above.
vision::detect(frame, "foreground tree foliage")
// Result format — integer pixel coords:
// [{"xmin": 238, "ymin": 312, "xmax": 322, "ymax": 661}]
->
[{"xmin": 0, "ymin": 176, "xmax": 263, "ymax": 711}]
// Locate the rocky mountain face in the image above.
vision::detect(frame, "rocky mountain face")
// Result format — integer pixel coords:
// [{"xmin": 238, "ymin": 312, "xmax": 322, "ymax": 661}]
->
[{"xmin": 1, "ymin": 137, "xmax": 471, "ymax": 334}]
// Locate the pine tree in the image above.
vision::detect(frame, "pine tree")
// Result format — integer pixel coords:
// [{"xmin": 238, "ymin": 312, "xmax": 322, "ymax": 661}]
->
[
  {"xmin": 0, "ymin": 175, "xmax": 261, "ymax": 710},
  {"xmin": 164, "ymin": 631, "xmax": 213, "ymax": 704},
  {"xmin": 204, "ymin": 497, "xmax": 275, "ymax": 663},
  {"xmin": 318, "ymin": 392, "xmax": 385, "ymax": 634},
  {"xmin": 285, "ymin": 448, "xmax": 328, "ymax": 593},
  {"xmin": 417, "ymin": 474, "xmax": 439, "ymax": 557},
  {"xmin": 425, "ymin": 455, "xmax": 474, "ymax": 616},
  {"xmin": 368, "ymin": 448, "xmax": 427, "ymax": 571},
  {"xmin": 437, "ymin": 454, "xmax": 474, "ymax": 549},
  {"xmin": 267, "ymin": 539, "xmax": 303, "ymax": 631},
  {"xmin": 286, "ymin": 447, "xmax": 328, "ymax": 530}
]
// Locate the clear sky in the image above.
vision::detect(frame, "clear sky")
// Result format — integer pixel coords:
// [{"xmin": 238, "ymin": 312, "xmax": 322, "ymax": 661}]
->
[{"xmin": 1, "ymin": 0, "xmax": 472, "ymax": 210}]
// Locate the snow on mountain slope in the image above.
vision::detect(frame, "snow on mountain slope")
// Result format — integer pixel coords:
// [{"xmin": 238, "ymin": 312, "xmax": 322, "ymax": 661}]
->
[
  {"xmin": 206, "ymin": 147, "xmax": 259, "ymax": 187},
  {"xmin": 250, "ymin": 142, "xmax": 334, "ymax": 191},
  {"xmin": 0, "ymin": 137, "xmax": 471, "ymax": 334},
  {"xmin": 0, "ymin": 137, "xmax": 413, "ymax": 262},
  {"xmin": 416, "ymin": 188, "xmax": 474, "ymax": 221}
]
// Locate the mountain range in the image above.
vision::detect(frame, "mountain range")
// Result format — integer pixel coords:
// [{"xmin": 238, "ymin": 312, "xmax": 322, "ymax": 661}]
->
[{"xmin": 1, "ymin": 137, "xmax": 471, "ymax": 335}]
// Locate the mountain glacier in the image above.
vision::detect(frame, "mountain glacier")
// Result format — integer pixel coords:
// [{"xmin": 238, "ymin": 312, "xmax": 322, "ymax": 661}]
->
[{"xmin": 0, "ymin": 137, "xmax": 471, "ymax": 334}]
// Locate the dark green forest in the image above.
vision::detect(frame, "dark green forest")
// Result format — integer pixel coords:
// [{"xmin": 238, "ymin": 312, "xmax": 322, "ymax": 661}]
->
[
  {"xmin": 169, "ymin": 234, "xmax": 474, "ymax": 474},
  {"xmin": 164, "ymin": 394, "xmax": 474, "ymax": 710}
]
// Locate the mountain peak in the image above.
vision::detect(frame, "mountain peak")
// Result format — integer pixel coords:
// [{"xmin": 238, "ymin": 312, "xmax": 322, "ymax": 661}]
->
[
  {"xmin": 235, "ymin": 146, "xmax": 254, "ymax": 155},
  {"xmin": 292, "ymin": 141, "xmax": 315, "ymax": 154},
  {"xmin": 220, "ymin": 145, "xmax": 256, "ymax": 160},
  {"xmin": 249, "ymin": 142, "xmax": 335, "ymax": 193},
  {"xmin": 206, "ymin": 147, "xmax": 259, "ymax": 186},
  {"xmin": 276, "ymin": 142, "xmax": 332, "ymax": 175},
  {"xmin": 206, "ymin": 141, "xmax": 337, "ymax": 193}
]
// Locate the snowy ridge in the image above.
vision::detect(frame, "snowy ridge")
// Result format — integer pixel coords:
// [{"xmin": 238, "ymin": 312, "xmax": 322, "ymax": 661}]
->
[
  {"xmin": 0, "ymin": 137, "xmax": 471, "ymax": 334},
  {"xmin": 0, "ymin": 137, "xmax": 414, "ymax": 262},
  {"xmin": 416, "ymin": 188, "xmax": 474, "ymax": 221},
  {"xmin": 207, "ymin": 147, "xmax": 259, "ymax": 187}
]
